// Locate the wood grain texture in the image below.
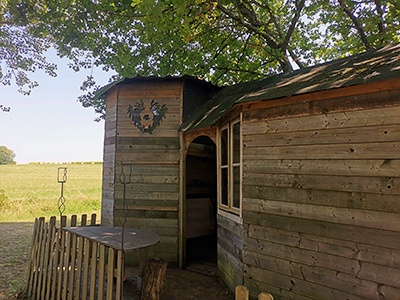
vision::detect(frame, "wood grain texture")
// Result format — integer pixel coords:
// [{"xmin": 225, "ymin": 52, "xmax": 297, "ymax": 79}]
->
[
  {"xmin": 217, "ymin": 214, "xmax": 244, "ymax": 291},
  {"xmin": 242, "ymin": 101, "xmax": 400, "ymax": 298},
  {"xmin": 103, "ymin": 81, "xmax": 184, "ymax": 265}
]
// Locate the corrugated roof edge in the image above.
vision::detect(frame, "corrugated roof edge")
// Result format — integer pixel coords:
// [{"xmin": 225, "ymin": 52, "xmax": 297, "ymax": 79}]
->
[{"xmin": 180, "ymin": 42, "xmax": 400, "ymax": 132}]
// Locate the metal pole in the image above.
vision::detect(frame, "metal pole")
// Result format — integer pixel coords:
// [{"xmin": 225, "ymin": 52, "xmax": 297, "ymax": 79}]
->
[
  {"xmin": 118, "ymin": 163, "xmax": 131, "ymax": 299},
  {"xmin": 57, "ymin": 167, "xmax": 67, "ymax": 228}
]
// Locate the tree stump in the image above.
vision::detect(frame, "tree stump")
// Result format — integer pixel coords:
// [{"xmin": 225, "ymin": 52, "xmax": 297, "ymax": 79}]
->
[{"xmin": 140, "ymin": 258, "xmax": 167, "ymax": 300}]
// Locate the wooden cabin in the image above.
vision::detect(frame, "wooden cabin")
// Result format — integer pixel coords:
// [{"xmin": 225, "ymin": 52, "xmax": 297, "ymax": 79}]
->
[
  {"xmin": 99, "ymin": 43, "xmax": 400, "ymax": 299},
  {"xmin": 99, "ymin": 75, "xmax": 220, "ymax": 267}
]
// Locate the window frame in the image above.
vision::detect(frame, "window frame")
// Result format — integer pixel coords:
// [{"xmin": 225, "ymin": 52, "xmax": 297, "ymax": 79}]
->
[{"xmin": 217, "ymin": 116, "xmax": 242, "ymax": 216}]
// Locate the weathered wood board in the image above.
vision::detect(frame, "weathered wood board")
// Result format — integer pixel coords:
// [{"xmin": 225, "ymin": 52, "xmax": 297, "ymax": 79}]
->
[
  {"xmin": 242, "ymin": 93, "xmax": 400, "ymax": 299},
  {"xmin": 102, "ymin": 81, "xmax": 183, "ymax": 265},
  {"xmin": 217, "ymin": 214, "xmax": 244, "ymax": 291},
  {"xmin": 102, "ymin": 79, "xmax": 218, "ymax": 267}
]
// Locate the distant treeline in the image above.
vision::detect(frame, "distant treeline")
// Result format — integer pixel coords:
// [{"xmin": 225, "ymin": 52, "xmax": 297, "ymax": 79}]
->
[{"xmin": 28, "ymin": 161, "xmax": 103, "ymax": 165}]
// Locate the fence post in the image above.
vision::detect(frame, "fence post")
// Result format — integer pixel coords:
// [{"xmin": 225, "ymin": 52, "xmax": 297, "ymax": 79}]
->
[
  {"xmin": 34, "ymin": 217, "xmax": 45, "ymax": 300},
  {"xmin": 27, "ymin": 217, "xmax": 39, "ymax": 297},
  {"xmin": 45, "ymin": 217, "xmax": 57, "ymax": 300}
]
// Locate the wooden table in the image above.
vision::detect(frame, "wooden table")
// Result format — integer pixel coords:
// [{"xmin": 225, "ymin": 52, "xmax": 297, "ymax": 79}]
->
[
  {"xmin": 64, "ymin": 226, "xmax": 160, "ymax": 252},
  {"xmin": 64, "ymin": 226, "xmax": 161, "ymax": 282}
]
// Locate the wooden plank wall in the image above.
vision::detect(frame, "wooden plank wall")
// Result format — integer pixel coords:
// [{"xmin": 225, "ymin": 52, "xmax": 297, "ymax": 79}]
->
[
  {"xmin": 112, "ymin": 82, "xmax": 182, "ymax": 265},
  {"xmin": 218, "ymin": 214, "xmax": 244, "ymax": 291},
  {"xmin": 102, "ymin": 87, "xmax": 119, "ymax": 226},
  {"xmin": 241, "ymin": 90, "xmax": 400, "ymax": 299}
]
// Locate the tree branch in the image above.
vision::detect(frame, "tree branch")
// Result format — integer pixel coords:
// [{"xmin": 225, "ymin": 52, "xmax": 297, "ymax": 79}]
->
[
  {"xmin": 338, "ymin": 0, "xmax": 371, "ymax": 50},
  {"xmin": 373, "ymin": 0, "xmax": 386, "ymax": 35},
  {"xmin": 288, "ymin": 48, "xmax": 305, "ymax": 69},
  {"xmin": 216, "ymin": 0, "xmax": 294, "ymax": 72},
  {"xmin": 1, "ymin": 21, "xmax": 14, "ymax": 25},
  {"xmin": 252, "ymin": 1, "xmax": 283, "ymax": 37},
  {"xmin": 216, "ymin": 1, "xmax": 280, "ymax": 48},
  {"xmin": 213, "ymin": 65, "xmax": 265, "ymax": 76},
  {"xmin": 281, "ymin": 0, "xmax": 306, "ymax": 51},
  {"xmin": 247, "ymin": 0, "xmax": 301, "ymax": 71},
  {"xmin": 211, "ymin": 37, "xmax": 230, "ymax": 61}
]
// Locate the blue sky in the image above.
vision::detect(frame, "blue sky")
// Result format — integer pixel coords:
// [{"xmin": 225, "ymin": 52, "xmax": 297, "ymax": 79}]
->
[{"xmin": 0, "ymin": 51, "xmax": 113, "ymax": 164}]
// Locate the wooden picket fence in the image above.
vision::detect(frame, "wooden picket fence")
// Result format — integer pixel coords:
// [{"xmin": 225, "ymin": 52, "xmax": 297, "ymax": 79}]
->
[{"xmin": 25, "ymin": 214, "xmax": 125, "ymax": 300}]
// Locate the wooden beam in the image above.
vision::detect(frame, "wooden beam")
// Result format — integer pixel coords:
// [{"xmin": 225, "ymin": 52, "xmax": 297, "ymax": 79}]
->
[
  {"xmin": 241, "ymin": 78, "xmax": 400, "ymax": 113},
  {"xmin": 114, "ymin": 205, "xmax": 178, "ymax": 212}
]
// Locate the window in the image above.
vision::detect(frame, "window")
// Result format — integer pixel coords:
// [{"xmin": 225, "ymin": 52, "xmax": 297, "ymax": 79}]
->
[{"xmin": 218, "ymin": 118, "xmax": 242, "ymax": 215}]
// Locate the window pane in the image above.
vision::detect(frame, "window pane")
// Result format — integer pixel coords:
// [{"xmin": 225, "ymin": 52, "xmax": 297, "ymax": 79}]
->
[
  {"xmin": 220, "ymin": 128, "xmax": 228, "ymax": 166},
  {"xmin": 232, "ymin": 166, "xmax": 240, "ymax": 209},
  {"xmin": 221, "ymin": 168, "xmax": 228, "ymax": 206},
  {"xmin": 232, "ymin": 122, "xmax": 240, "ymax": 164}
]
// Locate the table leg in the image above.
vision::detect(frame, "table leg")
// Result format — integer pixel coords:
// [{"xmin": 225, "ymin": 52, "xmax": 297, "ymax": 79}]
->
[
  {"xmin": 137, "ymin": 248, "xmax": 148, "ymax": 291},
  {"xmin": 139, "ymin": 248, "xmax": 148, "ymax": 275}
]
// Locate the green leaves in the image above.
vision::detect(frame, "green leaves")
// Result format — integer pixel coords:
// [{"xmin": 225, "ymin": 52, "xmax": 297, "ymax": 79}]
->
[
  {"xmin": 305, "ymin": 0, "xmax": 400, "ymax": 60},
  {"xmin": 0, "ymin": 145, "xmax": 16, "ymax": 165},
  {"xmin": 0, "ymin": 25, "xmax": 57, "ymax": 94},
  {"xmin": 2, "ymin": 0, "xmax": 399, "ymax": 119},
  {"xmin": 1, "ymin": 0, "xmax": 57, "ymax": 95}
]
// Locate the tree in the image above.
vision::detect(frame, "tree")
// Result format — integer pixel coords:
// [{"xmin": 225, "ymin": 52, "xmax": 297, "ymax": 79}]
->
[
  {"xmin": 0, "ymin": 0, "xmax": 57, "ymax": 95},
  {"xmin": 2, "ymin": 0, "xmax": 399, "ymax": 119},
  {"xmin": 0, "ymin": 146, "xmax": 16, "ymax": 165},
  {"xmin": 1, "ymin": 0, "xmax": 58, "ymax": 112}
]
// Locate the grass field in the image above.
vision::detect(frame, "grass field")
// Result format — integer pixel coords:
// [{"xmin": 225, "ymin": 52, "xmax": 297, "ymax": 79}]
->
[
  {"xmin": 0, "ymin": 163, "xmax": 102, "ymax": 222},
  {"xmin": 0, "ymin": 163, "xmax": 102, "ymax": 297}
]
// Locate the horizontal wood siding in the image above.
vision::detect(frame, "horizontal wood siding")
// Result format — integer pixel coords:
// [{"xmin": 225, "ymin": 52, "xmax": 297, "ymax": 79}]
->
[
  {"xmin": 217, "ymin": 214, "xmax": 244, "ymax": 291},
  {"xmin": 241, "ymin": 90, "xmax": 400, "ymax": 299},
  {"xmin": 112, "ymin": 82, "xmax": 182, "ymax": 265},
  {"xmin": 102, "ymin": 88, "xmax": 118, "ymax": 226}
]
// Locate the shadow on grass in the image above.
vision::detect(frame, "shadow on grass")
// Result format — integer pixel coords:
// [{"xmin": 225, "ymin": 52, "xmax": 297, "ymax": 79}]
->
[{"xmin": 0, "ymin": 222, "xmax": 34, "ymax": 299}]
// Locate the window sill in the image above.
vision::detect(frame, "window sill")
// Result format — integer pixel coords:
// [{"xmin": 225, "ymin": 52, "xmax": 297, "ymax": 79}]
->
[{"xmin": 218, "ymin": 209, "xmax": 243, "ymax": 224}]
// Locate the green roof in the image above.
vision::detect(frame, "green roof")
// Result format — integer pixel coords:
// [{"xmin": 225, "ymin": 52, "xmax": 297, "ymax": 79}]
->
[
  {"xmin": 94, "ymin": 75, "xmax": 213, "ymax": 100},
  {"xmin": 181, "ymin": 43, "xmax": 400, "ymax": 132}
]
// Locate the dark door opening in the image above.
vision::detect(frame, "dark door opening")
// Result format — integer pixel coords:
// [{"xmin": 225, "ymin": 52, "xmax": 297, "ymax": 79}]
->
[{"xmin": 185, "ymin": 136, "xmax": 217, "ymax": 266}]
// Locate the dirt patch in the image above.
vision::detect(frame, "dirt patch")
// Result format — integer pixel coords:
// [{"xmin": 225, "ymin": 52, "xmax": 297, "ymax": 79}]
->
[
  {"xmin": 0, "ymin": 222, "xmax": 233, "ymax": 299},
  {"xmin": 124, "ymin": 264, "xmax": 232, "ymax": 299}
]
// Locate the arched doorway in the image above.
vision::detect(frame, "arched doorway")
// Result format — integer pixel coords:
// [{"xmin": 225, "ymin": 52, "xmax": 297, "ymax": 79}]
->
[{"xmin": 185, "ymin": 136, "xmax": 217, "ymax": 267}]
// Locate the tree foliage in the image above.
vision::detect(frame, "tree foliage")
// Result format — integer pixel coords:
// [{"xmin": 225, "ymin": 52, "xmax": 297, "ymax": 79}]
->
[
  {"xmin": 0, "ymin": 145, "xmax": 16, "ymax": 165},
  {"xmin": 2, "ymin": 0, "xmax": 399, "ymax": 118},
  {"xmin": 0, "ymin": 0, "xmax": 57, "ymax": 95}
]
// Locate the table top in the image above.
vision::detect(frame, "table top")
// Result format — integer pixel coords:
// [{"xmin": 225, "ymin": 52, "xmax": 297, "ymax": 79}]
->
[{"xmin": 63, "ymin": 226, "xmax": 160, "ymax": 252}]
